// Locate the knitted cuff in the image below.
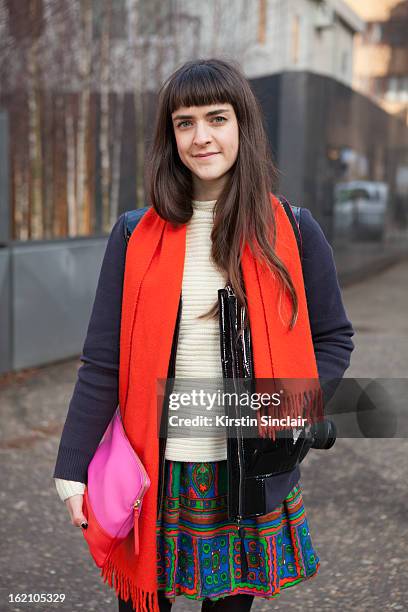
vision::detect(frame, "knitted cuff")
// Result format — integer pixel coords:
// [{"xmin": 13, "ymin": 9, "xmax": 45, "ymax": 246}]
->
[{"xmin": 54, "ymin": 478, "xmax": 86, "ymax": 502}]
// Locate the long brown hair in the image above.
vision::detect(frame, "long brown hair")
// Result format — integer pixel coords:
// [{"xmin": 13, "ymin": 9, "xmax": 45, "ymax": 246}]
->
[{"xmin": 144, "ymin": 58, "xmax": 298, "ymax": 329}]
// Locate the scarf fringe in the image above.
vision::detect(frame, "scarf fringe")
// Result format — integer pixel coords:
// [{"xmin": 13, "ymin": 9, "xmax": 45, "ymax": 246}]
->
[
  {"xmin": 100, "ymin": 557, "xmax": 159, "ymax": 612},
  {"xmin": 256, "ymin": 385, "xmax": 324, "ymax": 440}
]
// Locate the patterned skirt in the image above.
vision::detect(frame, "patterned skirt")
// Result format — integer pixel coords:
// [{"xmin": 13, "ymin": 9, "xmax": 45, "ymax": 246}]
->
[{"xmin": 156, "ymin": 459, "xmax": 320, "ymax": 603}]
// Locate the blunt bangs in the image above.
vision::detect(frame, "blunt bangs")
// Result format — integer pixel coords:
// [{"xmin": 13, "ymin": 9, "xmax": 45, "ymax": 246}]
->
[{"xmin": 166, "ymin": 62, "xmax": 237, "ymax": 115}]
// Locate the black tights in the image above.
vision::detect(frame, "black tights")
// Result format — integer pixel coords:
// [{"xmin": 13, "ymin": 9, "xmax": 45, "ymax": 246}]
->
[
  {"xmin": 118, "ymin": 592, "xmax": 254, "ymax": 611},
  {"xmin": 201, "ymin": 594, "xmax": 254, "ymax": 611}
]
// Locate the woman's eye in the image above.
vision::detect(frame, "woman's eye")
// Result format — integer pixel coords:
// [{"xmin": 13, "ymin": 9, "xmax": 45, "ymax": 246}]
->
[{"xmin": 176, "ymin": 116, "xmax": 226, "ymax": 128}]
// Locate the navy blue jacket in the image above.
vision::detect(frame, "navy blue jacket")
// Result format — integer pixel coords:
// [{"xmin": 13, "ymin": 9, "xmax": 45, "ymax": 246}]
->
[{"xmin": 53, "ymin": 207, "xmax": 355, "ymax": 483}]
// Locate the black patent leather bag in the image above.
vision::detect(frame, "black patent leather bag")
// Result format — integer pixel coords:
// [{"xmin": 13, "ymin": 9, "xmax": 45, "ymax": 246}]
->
[{"xmin": 218, "ymin": 284, "xmax": 312, "ymax": 518}]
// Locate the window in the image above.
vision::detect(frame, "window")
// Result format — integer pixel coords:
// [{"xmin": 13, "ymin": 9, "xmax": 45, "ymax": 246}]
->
[
  {"xmin": 384, "ymin": 18, "xmax": 408, "ymax": 47},
  {"xmin": 292, "ymin": 15, "xmax": 300, "ymax": 65},
  {"xmin": 258, "ymin": 0, "xmax": 267, "ymax": 44},
  {"xmin": 401, "ymin": 77, "xmax": 408, "ymax": 102},
  {"xmin": 384, "ymin": 76, "xmax": 408, "ymax": 103},
  {"xmin": 363, "ymin": 22, "xmax": 384, "ymax": 45},
  {"xmin": 387, "ymin": 77, "xmax": 399, "ymax": 101}
]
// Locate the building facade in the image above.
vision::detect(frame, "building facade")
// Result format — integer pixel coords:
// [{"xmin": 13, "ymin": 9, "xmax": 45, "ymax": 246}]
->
[
  {"xmin": 176, "ymin": 0, "xmax": 364, "ymax": 87},
  {"xmin": 345, "ymin": 0, "xmax": 408, "ymax": 124},
  {"xmin": 244, "ymin": 0, "xmax": 364, "ymax": 86}
]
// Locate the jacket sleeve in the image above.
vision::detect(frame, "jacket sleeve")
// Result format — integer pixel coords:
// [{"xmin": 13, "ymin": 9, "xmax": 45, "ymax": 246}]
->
[
  {"xmin": 299, "ymin": 207, "xmax": 355, "ymax": 404},
  {"xmin": 52, "ymin": 213, "xmax": 127, "ymax": 484}
]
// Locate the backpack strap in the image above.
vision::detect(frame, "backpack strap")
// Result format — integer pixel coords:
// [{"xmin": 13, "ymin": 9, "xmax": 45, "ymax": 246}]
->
[
  {"xmin": 277, "ymin": 195, "xmax": 302, "ymax": 261},
  {"xmin": 123, "ymin": 206, "xmax": 150, "ymax": 244}
]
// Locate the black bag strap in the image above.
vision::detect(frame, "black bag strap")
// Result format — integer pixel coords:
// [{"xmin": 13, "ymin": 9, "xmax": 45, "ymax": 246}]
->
[{"xmin": 277, "ymin": 195, "xmax": 302, "ymax": 261}]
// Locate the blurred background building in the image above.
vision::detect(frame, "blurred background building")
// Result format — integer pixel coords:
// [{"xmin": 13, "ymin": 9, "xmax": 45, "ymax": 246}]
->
[
  {"xmin": 345, "ymin": 0, "xmax": 408, "ymax": 125},
  {"xmin": 244, "ymin": 0, "xmax": 363, "ymax": 86},
  {"xmin": 0, "ymin": 0, "xmax": 407, "ymax": 374}
]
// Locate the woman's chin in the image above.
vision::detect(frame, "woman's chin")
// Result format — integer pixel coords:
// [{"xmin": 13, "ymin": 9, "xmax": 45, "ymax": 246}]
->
[{"xmin": 194, "ymin": 169, "xmax": 228, "ymax": 182}]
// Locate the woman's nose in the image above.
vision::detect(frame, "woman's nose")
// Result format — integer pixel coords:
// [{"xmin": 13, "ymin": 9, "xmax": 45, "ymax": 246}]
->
[{"xmin": 193, "ymin": 123, "xmax": 212, "ymax": 145}]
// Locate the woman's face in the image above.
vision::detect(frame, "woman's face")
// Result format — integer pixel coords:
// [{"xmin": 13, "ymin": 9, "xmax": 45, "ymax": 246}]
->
[{"xmin": 171, "ymin": 103, "xmax": 239, "ymax": 199}]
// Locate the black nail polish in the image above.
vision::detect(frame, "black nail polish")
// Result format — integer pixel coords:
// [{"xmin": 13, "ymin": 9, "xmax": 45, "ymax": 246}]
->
[{"xmin": 81, "ymin": 522, "xmax": 88, "ymax": 529}]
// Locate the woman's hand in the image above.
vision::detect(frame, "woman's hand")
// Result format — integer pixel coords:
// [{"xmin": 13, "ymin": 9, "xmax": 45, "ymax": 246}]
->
[{"xmin": 64, "ymin": 494, "xmax": 88, "ymax": 529}]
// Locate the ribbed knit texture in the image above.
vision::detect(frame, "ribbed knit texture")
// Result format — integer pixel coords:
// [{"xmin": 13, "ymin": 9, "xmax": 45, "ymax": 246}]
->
[
  {"xmin": 164, "ymin": 199, "xmax": 228, "ymax": 461},
  {"xmin": 55, "ymin": 477, "xmax": 86, "ymax": 501}
]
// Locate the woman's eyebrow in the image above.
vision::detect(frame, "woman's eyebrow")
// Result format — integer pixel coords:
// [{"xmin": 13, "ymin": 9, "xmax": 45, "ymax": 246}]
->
[{"xmin": 172, "ymin": 109, "xmax": 231, "ymax": 121}]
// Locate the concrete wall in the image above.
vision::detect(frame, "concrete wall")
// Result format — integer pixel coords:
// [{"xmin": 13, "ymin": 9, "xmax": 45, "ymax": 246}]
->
[
  {"xmin": 0, "ymin": 250, "xmax": 10, "ymax": 373},
  {"xmin": 0, "ymin": 239, "xmax": 107, "ymax": 374}
]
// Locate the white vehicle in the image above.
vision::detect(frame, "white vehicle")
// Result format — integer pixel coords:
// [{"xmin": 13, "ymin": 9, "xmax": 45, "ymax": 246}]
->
[{"xmin": 334, "ymin": 181, "xmax": 389, "ymax": 240}]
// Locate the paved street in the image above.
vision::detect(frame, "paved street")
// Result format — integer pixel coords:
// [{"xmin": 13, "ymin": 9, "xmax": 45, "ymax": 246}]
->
[{"xmin": 0, "ymin": 260, "xmax": 407, "ymax": 612}]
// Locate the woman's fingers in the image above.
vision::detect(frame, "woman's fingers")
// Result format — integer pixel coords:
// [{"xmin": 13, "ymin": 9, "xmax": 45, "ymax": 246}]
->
[{"xmin": 65, "ymin": 494, "xmax": 88, "ymax": 528}]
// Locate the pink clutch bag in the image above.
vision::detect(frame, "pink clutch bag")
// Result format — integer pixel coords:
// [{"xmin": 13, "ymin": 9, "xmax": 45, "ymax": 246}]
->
[{"xmin": 81, "ymin": 406, "xmax": 150, "ymax": 568}]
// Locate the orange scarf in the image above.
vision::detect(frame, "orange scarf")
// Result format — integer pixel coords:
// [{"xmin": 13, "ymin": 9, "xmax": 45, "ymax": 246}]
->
[{"xmin": 100, "ymin": 193, "xmax": 321, "ymax": 611}]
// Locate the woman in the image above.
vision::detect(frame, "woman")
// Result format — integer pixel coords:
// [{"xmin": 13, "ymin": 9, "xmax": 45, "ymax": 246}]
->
[{"xmin": 53, "ymin": 58, "xmax": 354, "ymax": 612}]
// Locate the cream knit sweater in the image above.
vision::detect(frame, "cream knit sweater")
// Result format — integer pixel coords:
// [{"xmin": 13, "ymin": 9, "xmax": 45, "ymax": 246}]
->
[{"xmin": 55, "ymin": 199, "xmax": 227, "ymax": 502}]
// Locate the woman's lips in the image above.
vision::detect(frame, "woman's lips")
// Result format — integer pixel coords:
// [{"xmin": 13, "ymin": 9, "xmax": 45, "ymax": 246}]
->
[{"xmin": 194, "ymin": 152, "xmax": 219, "ymax": 158}]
